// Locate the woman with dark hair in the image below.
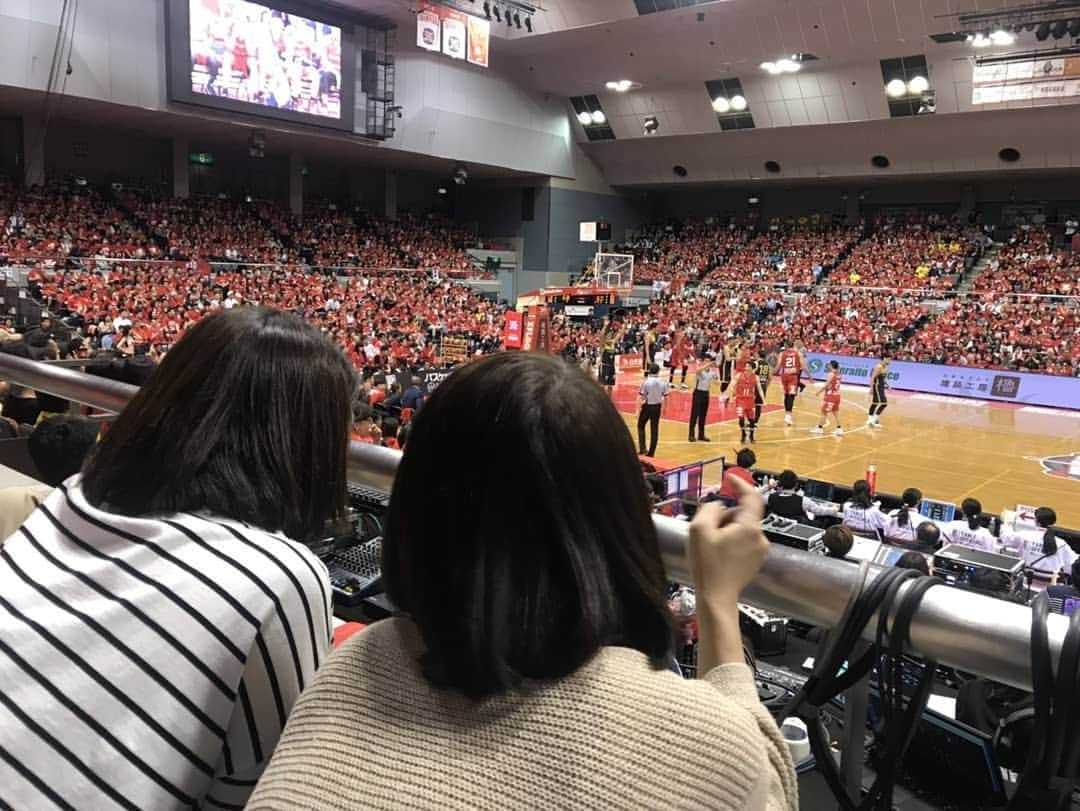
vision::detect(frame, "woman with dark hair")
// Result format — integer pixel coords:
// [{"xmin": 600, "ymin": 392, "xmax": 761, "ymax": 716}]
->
[
  {"xmin": 0, "ymin": 308, "xmax": 355, "ymax": 810},
  {"xmin": 1002, "ymin": 506, "xmax": 1075, "ymax": 582},
  {"xmin": 842, "ymin": 479, "xmax": 886, "ymax": 538},
  {"xmin": 883, "ymin": 487, "xmax": 923, "ymax": 545},
  {"xmin": 249, "ymin": 352, "xmax": 798, "ymax": 810},
  {"xmin": 941, "ymin": 497, "xmax": 997, "ymax": 552}
]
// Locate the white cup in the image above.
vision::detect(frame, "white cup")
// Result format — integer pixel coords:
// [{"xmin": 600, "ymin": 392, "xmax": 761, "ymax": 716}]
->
[{"xmin": 780, "ymin": 716, "xmax": 811, "ymax": 763}]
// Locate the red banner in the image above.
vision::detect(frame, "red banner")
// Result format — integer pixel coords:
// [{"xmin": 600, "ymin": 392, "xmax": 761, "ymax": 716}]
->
[
  {"xmin": 504, "ymin": 310, "xmax": 522, "ymax": 349},
  {"xmin": 522, "ymin": 306, "xmax": 551, "ymax": 352},
  {"xmin": 618, "ymin": 354, "xmax": 643, "ymax": 372}
]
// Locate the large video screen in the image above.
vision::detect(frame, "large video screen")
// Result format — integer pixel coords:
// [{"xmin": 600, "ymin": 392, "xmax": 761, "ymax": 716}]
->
[{"xmin": 166, "ymin": 0, "xmax": 355, "ymax": 131}]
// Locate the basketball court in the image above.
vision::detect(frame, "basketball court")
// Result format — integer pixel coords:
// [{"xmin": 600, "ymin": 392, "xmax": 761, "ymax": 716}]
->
[{"xmin": 613, "ymin": 368, "xmax": 1080, "ymax": 528}]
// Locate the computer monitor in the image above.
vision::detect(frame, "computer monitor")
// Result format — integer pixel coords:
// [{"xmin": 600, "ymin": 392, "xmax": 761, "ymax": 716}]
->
[
  {"xmin": 803, "ymin": 479, "xmax": 835, "ymax": 502},
  {"xmin": 874, "ymin": 545, "xmax": 910, "ymax": 567},
  {"xmin": 920, "ymin": 498, "xmax": 956, "ymax": 523},
  {"xmin": 891, "ymin": 705, "xmax": 1007, "ymax": 805}
]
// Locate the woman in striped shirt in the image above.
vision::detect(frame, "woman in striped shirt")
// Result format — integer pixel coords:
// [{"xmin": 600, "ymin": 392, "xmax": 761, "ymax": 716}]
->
[{"xmin": 0, "ymin": 308, "xmax": 355, "ymax": 810}]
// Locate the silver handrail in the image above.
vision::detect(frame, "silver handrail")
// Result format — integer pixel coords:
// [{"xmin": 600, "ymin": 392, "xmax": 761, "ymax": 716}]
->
[{"xmin": 0, "ymin": 352, "xmax": 1064, "ymax": 690}]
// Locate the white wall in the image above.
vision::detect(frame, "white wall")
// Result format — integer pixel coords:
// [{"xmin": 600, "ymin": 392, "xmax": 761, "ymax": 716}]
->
[
  {"xmin": 0, "ymin": 0, "xmax": 573, "ymax": 178},
  {"xmin": 388, "ymin": 49, "xmax": 573, "ymax": 178},
  {"xmin": 0, "ymin": 0, "xmax": 165, "ymax": 108}
]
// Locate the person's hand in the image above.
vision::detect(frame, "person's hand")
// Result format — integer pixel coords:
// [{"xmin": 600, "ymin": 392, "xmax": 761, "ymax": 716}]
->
[{"xmin": 688, "ymin": 476, "xmax": 769, "ymax": 605}]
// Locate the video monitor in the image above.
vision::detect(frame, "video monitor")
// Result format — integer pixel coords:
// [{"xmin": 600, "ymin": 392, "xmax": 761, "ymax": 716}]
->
[
  {"xmin": 166, "ymin": 0, "xmax": 356, "ymax": 131},
  {"xmin": 919, "ymin": 498, "xmax": 956, "ymax": 523},
  {"xmin": 802, "ymin": 479, "xmax": 835, "ymax": 503}
]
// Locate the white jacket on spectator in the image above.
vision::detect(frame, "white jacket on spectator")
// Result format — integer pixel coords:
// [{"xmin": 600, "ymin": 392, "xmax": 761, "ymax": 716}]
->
[
  {"xmin": 1000, "ymin": 525, "xmax": 1076, "ymax": 576},
  {"xmin": 941, "ymin": 520, "xmax": 997, "ymax": 553},
  {"xmin": 842, "ymin": 502, "xmax": 887, "ymax": 535}
]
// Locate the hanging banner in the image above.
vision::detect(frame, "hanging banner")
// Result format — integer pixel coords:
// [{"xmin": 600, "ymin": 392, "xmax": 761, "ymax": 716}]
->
[
  {"xmin": 416, "ymin": 4, "xmax": 441, "ymax": 52},
  {"xmin": 441, "ymin": 8, "xmax": 467, "ymax": 61},
  {"xmin": 504, "ymin": 310, "xmax": 523, "ymax": 348},
  {"xmin": 467, "ymin": 15, "xmax": 490, "ymax": 68},
  {"xmin": 522, "ymin": 306, "xmax": 551, "ymax": 352},
  {"xmin": 972, "ymin": 55, "xmax": 1080, "ymax": 104}
]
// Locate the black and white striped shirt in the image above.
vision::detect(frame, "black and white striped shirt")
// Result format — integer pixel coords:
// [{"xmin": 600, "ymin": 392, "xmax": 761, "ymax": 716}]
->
[{"xmin": 0, "ymin": 477, "xmax": 332, "ymax": 810}]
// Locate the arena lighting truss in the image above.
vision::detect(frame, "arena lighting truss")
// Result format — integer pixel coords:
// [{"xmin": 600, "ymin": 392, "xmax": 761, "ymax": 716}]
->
[
  {"xmin": 476, "ymin": 0, "xmax": 537, "ymax": 32},
  {"xmin": 930, "ymin": 0, "xmax": 1080, "ymax": 46}
]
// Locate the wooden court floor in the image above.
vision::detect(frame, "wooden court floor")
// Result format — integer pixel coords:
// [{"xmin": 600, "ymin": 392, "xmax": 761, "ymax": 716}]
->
[{"xmin": 614, "ymin": 373, "xmax": 1080, "ymax": 529}]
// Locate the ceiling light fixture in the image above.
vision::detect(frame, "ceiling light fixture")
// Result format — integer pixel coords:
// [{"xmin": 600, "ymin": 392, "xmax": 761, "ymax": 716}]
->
[
  {"xmin": 712, "ymin": 96, "xmax": 731, "ymax": 113},
  {"xmin": 907, "ymin": 75, "xmax": 930, "ymax": 94},
  {"xmin": 577, "ymin": 111, "xmax": 592, "ymax": 126},
  {"xmin": 605, "ymin": 79, "xmax": 634, "ymax": 92},
  {"xmin": 730, "ymin": 94, "xmax": 747, "ymax": 111},
  {"xmin": 989, "ymin": 29, "xmax": 1015, "ymax": 45},
  {"xmin": 590, "ymin": 110, "xmax": 607, "ymax": 125},
  {"xmin": 1036, "ymin": 21, "xmax": 1051, "ymax": 40},
  {"xmin": 643, "ymin": 115, "xmax": 660, "ymax": 135},
  {"xmin": 775, "ymin": 57, "xmax": 800, "ymax": 73},
  {"xmin": 885, "ymin": 78, "xmax": 908, "ymax": 98},
  {"xmin": 971, "ymin": 32, "xmax": 992, "ymax": 47}
]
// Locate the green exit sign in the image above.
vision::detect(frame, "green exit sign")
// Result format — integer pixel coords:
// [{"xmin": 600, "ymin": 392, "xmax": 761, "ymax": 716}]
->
[{"xmin": 189, "ymin": 152, "xmax": 214, "ymax": 165}]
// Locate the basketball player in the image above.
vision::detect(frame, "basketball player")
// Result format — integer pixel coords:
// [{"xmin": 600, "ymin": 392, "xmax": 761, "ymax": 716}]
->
[
  {"xmin": 752, "ymin": 351, "xmax": 772, "ymax": 427},
  {"xmin": 717, "ymin": 337, "xmax": 737, "ymax": 407},
  {"xmin": 598, "ymin": 317, "xmax": 621, "ymax": 397},
  {"xmin": 733, "ymin": 361, "xmax": 766, "ymax": 444},
  {"xmin": 811, "ymin": 360, "xmax": 844, "ymax": 436},
  {"xmin": 794, "ymin": 339, "xmax": 810, "ymax": 394},
  {"xmin": 867, "ymin": 355, "xmax": 890, "ymax": 428},
  {"xmin": 776, "ymin": 340, "xmax": 803, "ymax": 426},
  {"xmin": 668, "ymin": 329, "xmax": 691, "ymax": 389}
]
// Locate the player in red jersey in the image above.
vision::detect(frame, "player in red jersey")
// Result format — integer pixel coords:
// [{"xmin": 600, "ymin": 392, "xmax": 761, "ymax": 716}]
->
[
  {"xmin": 811, "ymin": 360, "xmax": 844, "ymax": 436},
  {"xmin": 733, "ymin": 363, "xmax": 766, "ymax": 444},
  {"xmin": 668, "ymin": 330, "xmax": 692, "ymax": 389},
  {"xmin": 776, "ymin": 340, "xmax": 804, "ymax": 427}
]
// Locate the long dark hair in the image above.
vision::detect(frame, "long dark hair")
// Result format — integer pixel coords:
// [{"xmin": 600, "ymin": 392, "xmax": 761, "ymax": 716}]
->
[
  {"xmin": 962, "ymin": 497, "xmax": 982, "ymax": 531},
  {"xmin": 1036, "ymin": 507, "xmax": 1058, "ymax": 555},
  {"xmin": 896, "ymin": 487, "xmax": 922, "ymax": 528},
  {"xmin": 383, "ymin": 351, "xmax": 672, "ymax": 700},
  {"xmin": 851, "ymin": 479, "xmax": 873, "ymax": 509},
  {"xmin": 82, "ymin": 308, "xmax": 355, "ymax": 541}
]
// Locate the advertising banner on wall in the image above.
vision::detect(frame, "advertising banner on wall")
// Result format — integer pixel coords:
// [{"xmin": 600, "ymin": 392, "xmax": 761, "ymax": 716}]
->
[
  {"xmin": 804, "ymin": 352, "xmax": 1080, "ymax": 410},
  {"xmin": 972, "ymin": 54, "xmax": 1080, "ymax": 104},
  {"xmin": 504, "ymin": 310, "xmax": 523, "ymax": 348},
  {"xmin": 416, "ymin": 4, "xmax": 441, "ymax": 52},
  {"xmin": 467, "ymin": 15, "xmax": 490, "ymax": 67},
  {"xmin": 441, "ymin": 8, "xmax": 467, "ymax": 60}
]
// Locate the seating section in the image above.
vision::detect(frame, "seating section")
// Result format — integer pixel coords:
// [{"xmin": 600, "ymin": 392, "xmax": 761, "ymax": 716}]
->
[
  {"xmin": 826, "ymin": 221, "xmax": 975, "ymax": 291},
  {"xmin": 6, "ymin": 181, "xmax": 1079, "ymax": 377}
]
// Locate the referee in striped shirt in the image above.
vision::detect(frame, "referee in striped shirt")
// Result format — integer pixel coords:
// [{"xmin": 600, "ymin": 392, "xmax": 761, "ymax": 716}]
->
[
  {"xmin": 0, "ymin": 309, "xmax": 355, "ymax": 810},
  {"xmin": 637, "ymin": 363, "xmax": 669, "ymax": 457}
]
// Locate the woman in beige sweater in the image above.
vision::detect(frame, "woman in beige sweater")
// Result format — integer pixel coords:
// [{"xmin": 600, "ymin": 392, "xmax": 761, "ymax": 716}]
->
[{"xmin": 249, "ymin": 352, "xmax": 798, "ymax": 810}]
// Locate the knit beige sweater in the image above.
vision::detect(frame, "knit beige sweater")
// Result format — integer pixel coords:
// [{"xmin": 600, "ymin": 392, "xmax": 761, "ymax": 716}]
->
[{"xmin": 247, "ymin": 617, "xmax": 799, "ymax": 810}]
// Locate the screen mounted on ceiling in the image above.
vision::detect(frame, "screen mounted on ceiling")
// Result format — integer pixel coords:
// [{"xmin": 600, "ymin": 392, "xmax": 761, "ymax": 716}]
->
[{"xmin": 166, "ymin": 0, "xmax": 356, "ymax": 131}]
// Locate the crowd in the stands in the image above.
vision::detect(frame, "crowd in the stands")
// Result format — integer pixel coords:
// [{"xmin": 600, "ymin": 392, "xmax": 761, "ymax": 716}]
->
[
  {"xmin": 971, "ymin": 225, "xmax": 1078, "ymax": 297},
  {"xmin": 824, "ymin": 219, "xmax": 977, "ymax": 291},
  {"xmin": 38, "ymin": 264, "xmax": 506, "ymax": 371},
  {"xmin": 1, "ymin": 179, "xmax": 1077, "ymax": 377}
]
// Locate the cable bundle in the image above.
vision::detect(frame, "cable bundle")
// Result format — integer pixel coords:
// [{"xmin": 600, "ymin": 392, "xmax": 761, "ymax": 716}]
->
[
  {"xmin": 1009, "ymin": 591, "xmax": 1080, "ymax": 810},
  {"xmin": 781, "ymin": 563, "xmax": 941, "ymax": 811}
]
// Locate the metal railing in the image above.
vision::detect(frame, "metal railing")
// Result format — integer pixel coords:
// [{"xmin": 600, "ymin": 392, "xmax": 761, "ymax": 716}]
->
[{"xmin": 0, "ymin": 351, "xmax": 1066, "ymax": 691}]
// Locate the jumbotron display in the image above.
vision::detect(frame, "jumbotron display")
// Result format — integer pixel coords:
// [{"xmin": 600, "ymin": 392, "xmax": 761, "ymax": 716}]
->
[
  {"xmin": 189, "ymin": 0, "xmax": 341, "ymax": 119},
  {"xmin": 166, "ymin": 0, "xmax": 355, "ymax": 130}
]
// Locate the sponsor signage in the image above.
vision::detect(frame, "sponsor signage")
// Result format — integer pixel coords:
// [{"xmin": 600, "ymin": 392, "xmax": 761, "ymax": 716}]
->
[
  {"xmin": 415, "ymin": 3, "xmax": 488, "ymax": 67},
  {"xmin": 972, "ymin": 55, "xmax": 1080, "ymax": 104},
  {"xmin": 416, "ymin": 4, "xmax": 441, "ymax": 51},
  {"xmin": 442, "ymin": 337, "xmax": 469, "ymax": 364},
  {"xmin": 504, "ymin": 310, "xmax": 523, "ymax": 349},
  {"xmin": 804, "ymin": 352, "xmax": 1080, "ymax": 410}
]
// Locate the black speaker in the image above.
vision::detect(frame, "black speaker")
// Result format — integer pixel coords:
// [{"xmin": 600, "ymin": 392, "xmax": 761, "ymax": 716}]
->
[{"xmin": 595, "ymin": 221, "xmax": 612, "ymax": 241}]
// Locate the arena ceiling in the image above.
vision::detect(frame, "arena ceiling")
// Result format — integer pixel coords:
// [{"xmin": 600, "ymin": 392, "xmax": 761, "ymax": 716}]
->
[{"xmin": 327, "ymin": 0, "xmax": 1080, "ymax": 187}]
